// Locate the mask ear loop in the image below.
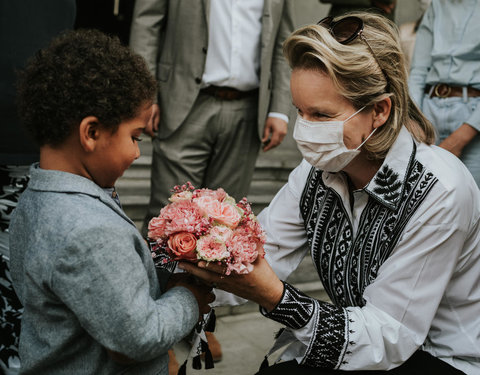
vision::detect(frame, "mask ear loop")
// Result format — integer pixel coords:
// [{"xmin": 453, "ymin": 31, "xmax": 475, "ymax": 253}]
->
[
  {"xmin": 344, "ymin": 106, "xmax": 366, "ymax": 123},
  {"xmin": 355, "ymin": 127, "xmax": 377, "ymax": 151},
  {"xmin": 342, "ymin": 106, "xmax": 376, "ymax": 151}
]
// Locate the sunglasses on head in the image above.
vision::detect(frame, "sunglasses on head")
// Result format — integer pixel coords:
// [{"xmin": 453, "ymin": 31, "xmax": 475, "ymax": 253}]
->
[{"xmin": 317, "ymin": 16, "xmax": 389, "ymax": 88}]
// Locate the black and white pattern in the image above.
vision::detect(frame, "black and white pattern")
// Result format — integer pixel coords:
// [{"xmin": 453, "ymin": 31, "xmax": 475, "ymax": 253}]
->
[
  {"xmin": 302, "ymin": 301, "xmax": 350, "ymax": 368},
  {"xmin": 297, "ymin": 147, "xmax": 438, "ymax": 368},
  {"xmin": 0, "ymin": 165, "xmax": 29, "ymax": 372},
  {"xmin": 261, "ymin": 282, "xmax": 315, "ymax": 329}
]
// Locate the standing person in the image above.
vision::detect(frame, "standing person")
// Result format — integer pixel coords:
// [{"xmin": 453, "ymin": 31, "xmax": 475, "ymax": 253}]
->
[
  {"xmin": 0, "ymin": 1, "xmax": 76, "ymax": 373},
  {"xmin": 409, "ymin": 0, "xmax": 480, "ymax": 186},
  {"xmin": 398, "ymin": 0, "xmax": 431, "ymax": 72},
  {"xmin": 181, "ymin": 12, "xmax": 480, "ymax": 375},
  {"xmin": 319, "ymin": 0, "xmax": 396, "ymax": 20},
  {"xmin": 10, "ymin": 29, "xmax": 214, "ymax": 375},
  {"xmin": 129, "ymin": 0, "xmax": 295, "ymax": 235}
]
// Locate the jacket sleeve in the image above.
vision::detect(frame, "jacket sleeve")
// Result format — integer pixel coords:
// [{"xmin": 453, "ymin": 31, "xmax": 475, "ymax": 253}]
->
[
  {"xmin": 129, "ymin": 0, "xmax": 168, "ymax": 79},
  {"xmin": 51, "ymin": 225, "xmax": 198, "ymax": 362},
  {"xmin": 268, "ymin": 0, "xmax": 295, "ymax": 116}
]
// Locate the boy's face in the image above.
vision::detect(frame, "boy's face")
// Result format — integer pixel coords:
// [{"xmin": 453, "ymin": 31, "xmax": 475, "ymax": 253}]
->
[{"xmin": 91, "ymin": 104, "xmax": 151, "ymax": 188}]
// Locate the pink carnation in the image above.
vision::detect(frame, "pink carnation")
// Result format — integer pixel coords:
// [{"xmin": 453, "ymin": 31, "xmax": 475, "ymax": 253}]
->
[
  {"xmin": 169, "ymin": 190, "xmax": 193, "ymax": 203},
  {"xmin": 149, "ymin": 200, "xmax": 210, "ymax": 239},
  {"xmin": 227, "ymin": 233, "xmax": 258, "ymax": 265},
  {"xmin": 210, "ymin": 225, "xmax": 233, "ymax": 242},
  {"xmin": 196, "ymin": 234, "xmax": 230, "ymax": 262},
  {"xmin": 147, "ymin": 216, "xmax": 167, "ymax": 240},
  {"xmin": 194, "ymin": 188, "xmax": 227, "ymax": 202}
]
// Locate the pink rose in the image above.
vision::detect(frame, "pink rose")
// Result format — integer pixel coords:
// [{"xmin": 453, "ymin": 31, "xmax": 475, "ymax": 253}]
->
[
  {"xmin": 167, "ymin": 232, "xmax": 198, "ymax": 260},
  {"xmin": 194, "ymin": 196, "xmax": 242, "ymax": 228}
]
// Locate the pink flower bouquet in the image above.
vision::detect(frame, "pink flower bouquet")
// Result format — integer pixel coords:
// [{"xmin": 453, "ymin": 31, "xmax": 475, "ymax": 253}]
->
[{"xmin": 148, "ymin": 182, "xmax": 266, "ymax": 275}]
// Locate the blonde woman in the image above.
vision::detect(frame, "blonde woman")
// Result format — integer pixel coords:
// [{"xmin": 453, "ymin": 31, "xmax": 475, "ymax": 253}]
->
[{"xmin": 181, "ymin": 12, "xmax": 479, "ymax": 375}]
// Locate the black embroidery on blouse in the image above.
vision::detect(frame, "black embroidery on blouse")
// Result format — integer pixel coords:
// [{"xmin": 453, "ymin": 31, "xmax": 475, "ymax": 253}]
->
[
  {"xmin": 372, "ymin": 165, "xmax": 402, "ymax": 205},
  {"xmin": 261, "ymin": 282, "xmax": 315, "ymax": 329},
  {"xmin": 301, "ymin": 300, "xmax": 348, "ymax": 368},
  {"xmin": 298, "ymin": 155, "xmax": 438, "ymax": 369}
]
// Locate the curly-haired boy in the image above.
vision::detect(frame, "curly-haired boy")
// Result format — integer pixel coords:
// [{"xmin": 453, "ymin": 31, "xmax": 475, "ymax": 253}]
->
[{"xmin": 10, "ymin": 29, "xmax": 214, "ymax": 375}]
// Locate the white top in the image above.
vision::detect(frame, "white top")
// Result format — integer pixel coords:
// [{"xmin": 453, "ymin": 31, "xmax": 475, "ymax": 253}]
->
[
  {"xmin": 202, "ymin": 0, "xmax": 263, "ymax": 91},
  {"xmin": 202, "ymin": 0, "xmax": 288, "ymax": 123},
  {"xmin": 258, "ymin": 127, "xmax": 480, "ymax": 374}
]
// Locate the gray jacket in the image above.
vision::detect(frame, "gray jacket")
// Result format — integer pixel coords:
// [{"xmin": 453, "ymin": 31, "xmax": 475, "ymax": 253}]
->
[
  {"xmin": 129, "ymin": 0, "xmax": 294, "ymax": 140},
  {"xmin": 9, "ymin": 164, "xmax": 198, "ymax": 374}
]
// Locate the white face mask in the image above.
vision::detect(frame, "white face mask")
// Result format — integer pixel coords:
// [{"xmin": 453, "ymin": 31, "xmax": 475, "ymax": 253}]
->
[{"xmin": 293, "ymin": 106, "xmax": 377, "ymax": 172}]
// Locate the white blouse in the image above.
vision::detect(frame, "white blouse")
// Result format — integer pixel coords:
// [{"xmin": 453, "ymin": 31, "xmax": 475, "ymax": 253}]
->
[{"xmin": 258, "ymin": 127, "xmax": 480, "ymax": 374}]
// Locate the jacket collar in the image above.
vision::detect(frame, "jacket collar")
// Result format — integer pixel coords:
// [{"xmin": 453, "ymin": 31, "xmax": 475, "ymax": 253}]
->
[{"xmin": 27, "ymin": 164, "xmax": 135, "ymax": 226}]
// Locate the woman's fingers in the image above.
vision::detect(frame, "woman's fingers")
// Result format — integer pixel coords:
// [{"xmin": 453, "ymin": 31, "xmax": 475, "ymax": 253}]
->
[
  {"xmin": 178, "ymin": 261, "xmax": 220, "ymax": 285},
  {"xmin": 199, "ymin": 260, "xmax": 227, "ymax": 275}
]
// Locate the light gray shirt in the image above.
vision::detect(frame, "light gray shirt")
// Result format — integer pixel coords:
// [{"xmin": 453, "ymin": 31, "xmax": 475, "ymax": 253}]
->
[
  {"xmin": 9, "ymin": 165, "xmax": 199, "ymax": 374},
  {"xmin": 409, "ymin": 0, "xmax": 480, "ymax": 130}
]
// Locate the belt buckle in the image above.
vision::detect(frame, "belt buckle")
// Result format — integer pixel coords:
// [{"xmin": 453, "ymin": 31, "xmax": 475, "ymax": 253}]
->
[{"xmin": 434, "ymin": 83, "xmax": 451, "ymax": 98}]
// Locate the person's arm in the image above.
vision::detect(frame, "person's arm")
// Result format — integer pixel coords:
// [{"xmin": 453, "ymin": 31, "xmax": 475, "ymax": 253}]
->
[
  {"xmin": 183, "ymin": 166, "xmax": 477, "ymax": 370},
  {"xmin": 213, "ymin": 160, "xmax": 313, "ymax": 307},
  {"xmin": 51, "ymin": 226, "xmax": 203, "ymax": 362},
  {"xmin": 263, "ymin": 182, "xmax": 473, "ymax": 370},
  {"xmin": 408, "ymin": 3, "xmax": 434, "ymax": 108},
  {"xmin": 438, "ymin": 123, "xmax": 479, "ymax": 158},
  {"xmin": 129, "ymin": 0, "xmax": 167, "ymax": 136},
  {"xmin": 129, "ymin": 0, "xmax": 167, "ymax": 79},
  {"xmin": 262, "ymin": 0, "xmax": 295, "ymax": 151}
]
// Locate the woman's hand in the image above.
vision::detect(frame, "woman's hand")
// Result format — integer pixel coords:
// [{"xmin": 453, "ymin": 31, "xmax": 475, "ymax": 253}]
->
[{"xmin": 178, "ymin": 248, "xmax": 284, "ymax": 312}]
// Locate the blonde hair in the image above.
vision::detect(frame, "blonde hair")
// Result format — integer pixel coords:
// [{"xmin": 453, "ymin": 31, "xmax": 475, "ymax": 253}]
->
[{"xmin": 283, "ymin": 12, "xmax": 435, "ymax": 160}]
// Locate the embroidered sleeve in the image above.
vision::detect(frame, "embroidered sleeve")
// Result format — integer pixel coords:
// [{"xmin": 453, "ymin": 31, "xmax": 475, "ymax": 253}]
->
[
  {"xmin": 261, "ymin": 282, "xmax": 351, "ymax": 369},
  {"xmin": 260, "ymin": 282, "xmax": 315, "ymax": 329},
  {"xmin": 301, "ymin": 300, "xmax": 351, "ymax": 369}
]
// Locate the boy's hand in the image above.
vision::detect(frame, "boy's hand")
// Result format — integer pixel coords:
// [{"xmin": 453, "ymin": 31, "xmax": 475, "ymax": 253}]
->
[
  {"xmin": 107, "ymin": 349, "xmax": 136, "ymax": 364},
  {"xmin": 178, "ymin": 246, "xmax": 284, "ymax": 313},
  {"xmin": 167, "ymin": 273, "xmax": 215, "ymax": 317}
]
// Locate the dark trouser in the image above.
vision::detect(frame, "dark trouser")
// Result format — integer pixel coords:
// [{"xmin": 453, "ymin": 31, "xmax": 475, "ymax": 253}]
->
[{"xmin": 256, "ymin": 351, "xmax": 465, "ymax": 375}]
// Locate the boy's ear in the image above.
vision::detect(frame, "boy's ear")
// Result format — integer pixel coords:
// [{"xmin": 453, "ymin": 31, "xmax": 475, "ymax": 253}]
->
[
  {"xmin": 78, "ymin": 116, "xmax": 101, "ymax": 152},
  {"xmin": 372, "ymin": 96, "xmax": 392, "ymax": 129}
]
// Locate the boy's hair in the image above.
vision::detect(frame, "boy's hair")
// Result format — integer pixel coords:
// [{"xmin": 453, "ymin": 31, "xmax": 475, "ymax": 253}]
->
[{"xmin": 17, "ymin": 29, "xmax": 157, "ymax": 147}]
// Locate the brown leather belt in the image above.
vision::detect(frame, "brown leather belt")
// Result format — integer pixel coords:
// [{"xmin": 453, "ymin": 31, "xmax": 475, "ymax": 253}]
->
[
  {"xmin": 200, "ymin": 85, "xmax": 258, "ymax": 100},
  {"xmin": 425, "ymin": 84, "xmax": 480, "ymax": 98}
]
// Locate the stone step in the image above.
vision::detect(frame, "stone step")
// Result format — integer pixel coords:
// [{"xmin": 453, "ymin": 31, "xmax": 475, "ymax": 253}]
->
[{"xmin": 116, "ymin": 178, "xmax": 286, "ymax": 198}]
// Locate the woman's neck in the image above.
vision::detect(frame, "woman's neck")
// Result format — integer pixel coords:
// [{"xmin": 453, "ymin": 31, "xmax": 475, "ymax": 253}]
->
[{"xmin": 343, "ymin": 154, "xmax": 383, "ymax": 191}]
